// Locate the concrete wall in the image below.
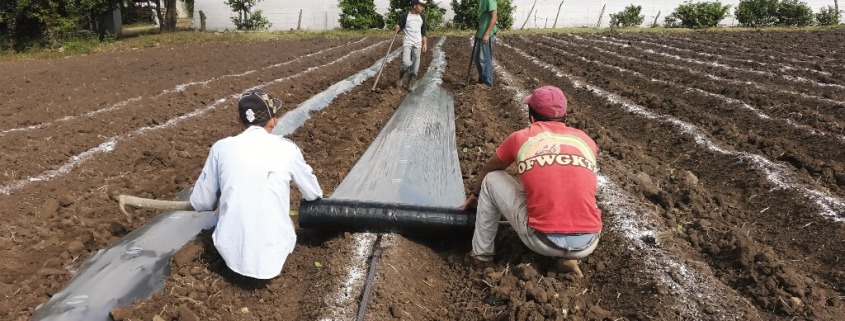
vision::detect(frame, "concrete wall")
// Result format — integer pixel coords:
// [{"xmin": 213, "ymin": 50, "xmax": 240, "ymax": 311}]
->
[{"xmin": 193, "ymin": 0, "xmax": 840, "ymax": 31}]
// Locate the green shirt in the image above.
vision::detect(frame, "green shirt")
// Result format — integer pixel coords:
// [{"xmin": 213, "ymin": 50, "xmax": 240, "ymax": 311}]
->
[{"xmin": 476, "ymin": 0, "xmax": 498, "ymax": 38}]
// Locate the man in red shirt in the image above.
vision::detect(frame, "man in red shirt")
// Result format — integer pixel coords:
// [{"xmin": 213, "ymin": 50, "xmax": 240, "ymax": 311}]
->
[{"xmin": 460, "ymin": 86, "xmax": 602, "ymax": 276}]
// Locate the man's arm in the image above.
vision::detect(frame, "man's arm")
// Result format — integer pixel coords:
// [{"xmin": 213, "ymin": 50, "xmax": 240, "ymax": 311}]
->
[
  {"xmin": 421, "ymin": 14, "xmax": 428, "ymax": 52},
  {"xmin": 190, "ymin": 149, "xmax": 220, "ymax": 211},
  {"xmin": 459, "ymin": 153, "xmax": 511, "ymax": 209},
  {"xmin": 291, "ymin": 148, "xmax": 323, "ymax": 201},
  {"xmin": 395, "ymin": 12, "xmax": 407, "ymax": 32},
  {"xmin": 483, "ymin": 10, "xmax": 498, "ymax": 44}
]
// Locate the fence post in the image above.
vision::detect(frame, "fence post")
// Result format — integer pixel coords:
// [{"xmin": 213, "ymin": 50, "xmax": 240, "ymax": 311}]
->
[
  {"xmin": 521, "ymin": 0, "xmax": 539, "ymax": 29},
  {"xmin": 297, "ymin": 9, "xmax": 303, "ymax": 30},
  {"xmin": 199, "ymin": 10, "xmax": 206, "ymax": 31},
  {"xmin": 596, "ymin": 4, "xmax": 606, "ymax": 28}
]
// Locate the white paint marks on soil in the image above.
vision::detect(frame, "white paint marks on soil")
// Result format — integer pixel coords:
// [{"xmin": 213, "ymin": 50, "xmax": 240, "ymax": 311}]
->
[
  {"xmin": 318, "ymin": 232, "xmax": 377, "ymax": 321},
  {"xmin": 564, "ymin": 34, "xmax": 845, "ymax": 107},
  {"xmin": 615, "ymin": 35, "xmax": 833, "ymax": 78},
  {"xmin": 490, "ymin": 51, "xmax": 750, "ymax": 318},
  {"xmin": 538, "ymin": 36, "xmax": 845, "ymax": 143},
  {"xmin": 0, "ymin": 42, "xmax": 385, "ymax": 196},
  {"xmin": 662, "ymin": 34, "xmax": 840, "ymax": 65},
  {"xmin": 0, "ymin": 38, "xmax": 370, "ymax": 137},
  {"xmin": 589, "ymin": 35, "xmax": 845, "ymax": 92},
  {"xmin": 503, "ymin": 41, "xmax": 845, "ymax": 223},
  {"xmin": 597, "ymin": 175, "xmax": 754, "ymax": 320}
]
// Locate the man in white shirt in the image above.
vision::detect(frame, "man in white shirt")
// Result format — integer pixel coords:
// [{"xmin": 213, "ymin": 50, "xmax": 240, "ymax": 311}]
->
[
  {"xmin": 190, "ymin": 89, "xmax": 323, "ymax": 281},
  {"xmin": 394, "ymin": 0, "xmax": 428, "ymax": 90}
]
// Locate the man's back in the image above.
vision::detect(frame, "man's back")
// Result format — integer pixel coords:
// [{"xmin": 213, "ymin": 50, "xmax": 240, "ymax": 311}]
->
[
  {"xmin": 191, "ymin": 126, "xmax": 322, "ymax": 279},
  {"xmin": 496, "ymin": 121, "xmax": 601, "ymax": 234}
]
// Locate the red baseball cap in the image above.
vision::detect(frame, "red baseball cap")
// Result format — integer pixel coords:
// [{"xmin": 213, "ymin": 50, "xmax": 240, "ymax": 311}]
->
[{"xmin": 523, "ymin": 86, "xmax": 568, "ymax": 119}]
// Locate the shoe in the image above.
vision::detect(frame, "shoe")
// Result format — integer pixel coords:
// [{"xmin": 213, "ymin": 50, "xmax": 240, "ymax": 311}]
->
[
  {"xmin": 396, "ymin": 70, "xmax": 406, "ymax": 88},
  {"xmin": 556, "ymin": 258, "xmax": 583, "ymax": 278},
  {"xmin": 407, "ymin": 74, "xmax": 416, "ymax": 91},
  {"xmin": 464, "ymin": 252, "xmax": 493, "ymax": 267}
]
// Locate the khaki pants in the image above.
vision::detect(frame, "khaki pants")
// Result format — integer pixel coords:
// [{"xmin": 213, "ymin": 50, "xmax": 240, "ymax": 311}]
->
[{"xmin": 471, "ymin": 171, "xmax": 599, "ymax": 259}]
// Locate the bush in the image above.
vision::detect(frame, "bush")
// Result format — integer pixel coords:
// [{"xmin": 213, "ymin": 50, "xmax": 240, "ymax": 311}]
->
[
  {"xmin": 815, "ymin": 5, "xmax": 840, "ymax": 25},
  {"xmin": 735, "ymin": 0, "xmax": 779, "ymax": 26},
  {"xmin": 664, "ymin": 1, "xmax": 731, "ymax": 28},
  {"xmin": 776, "ymin": 0, "xmax": 814, "ymax": 26},
  {"xmin": 609, "ymin": 4, "xmax": 644, "ymax": 28},
  {"xmin": 450, "ymin": 0, "xmax": 514, "ymax": 30},
  {"xmin": 339, "ymin": 0, "xmax": 385, "ymax": 29},
  {"xmin": 385, "ymin": 0, "xmax": 446, "ymax": 29},
  {"xmin": 224, "ymin": 0, "xmax": 271, "ymax": 30}
]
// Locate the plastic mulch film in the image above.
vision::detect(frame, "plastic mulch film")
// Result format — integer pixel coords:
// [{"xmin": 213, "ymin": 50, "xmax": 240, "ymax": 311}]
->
[
  {"xmin": 32, "ymin": 45, "xmax": 403, "ymax": 321},
  {"xmin": 331, "ymin": 37, "xmax": 463, "ymax": 208},
  {"xmin": 273, "ymin": 48, "xmax": 401, "ymax": 137}
]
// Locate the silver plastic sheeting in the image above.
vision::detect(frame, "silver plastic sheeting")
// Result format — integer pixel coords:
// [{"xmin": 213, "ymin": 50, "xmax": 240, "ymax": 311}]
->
[
  {"xmin": 273, "ymin": 48, "xmax": 401, "ymax": 137},
  {"xmin": 31, "ymin": 191, "xmax": 218, "ymax": 321},
  {"xmin": 332, "ymin": 37, "xmax": 463, "ymax": 208},
  {"xmin": 32, "ymin": 44, "xmax": 404, "ymax": 321}
]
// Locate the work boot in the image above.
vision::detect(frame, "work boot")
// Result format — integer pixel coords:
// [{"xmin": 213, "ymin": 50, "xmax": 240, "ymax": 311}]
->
[
  {"xmin": 557, "ymin": 258, "xmax": 583, "ymax": 278},
  {"xmin": 406, "ymin": 74, "xmax": 416, "ymax": 91},
  {"xmin": 464, "ymin": 252, "xmax": 493, "ymax": 268},
  {"xmin": 395, "ymin": 70, "xmax": 406, "ymax": 88}
]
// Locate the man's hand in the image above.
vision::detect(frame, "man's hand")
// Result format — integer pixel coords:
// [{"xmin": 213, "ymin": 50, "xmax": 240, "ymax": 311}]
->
[
  {"xmin": 394, "ymin": 24, "xmax": 400, "ymax": 32},
  {"xmin": 458, "ymin": 194, "xmax": 478, "ymax": 210},
  {"xmin": 482, "ymin": 34, "xmax": 490, "ymax": 44},
  {"xmin": 422, "ymin": 43, "xmax": 428, "ymax": 53}
]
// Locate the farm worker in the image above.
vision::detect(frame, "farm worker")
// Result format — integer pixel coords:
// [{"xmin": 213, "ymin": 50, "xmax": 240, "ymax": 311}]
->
[
  {"xmin": 474, "ymin": 0, "xmax": 497, "ymax": 87},
  {"xmin": 459, "ymin": 86, "xmax": 602, "ymax": 277},
  {"xmin": 190, "ymin": 89, "xmax": 323, "ymax": 281},
  {"xmin": 394, "ymin": 0, "xmax": 428, "ymax": 90}
]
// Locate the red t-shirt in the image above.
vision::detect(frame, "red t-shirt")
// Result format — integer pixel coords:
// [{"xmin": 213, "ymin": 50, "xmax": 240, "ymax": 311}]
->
[{"xmin": 496, "ymin": 121, "xmax": 602, "ymax": 233}]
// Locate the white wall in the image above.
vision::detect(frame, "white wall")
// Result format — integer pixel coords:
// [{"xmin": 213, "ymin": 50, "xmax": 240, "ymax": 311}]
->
[{"xmin": 193, "ymin": 0, "xmax": 841, "ymax": 31}]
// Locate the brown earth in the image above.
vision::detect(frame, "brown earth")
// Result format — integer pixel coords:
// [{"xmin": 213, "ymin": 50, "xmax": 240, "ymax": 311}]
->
[{"xmin": 0, "ymin": 30, "xmax": 843, "ymax": 321}]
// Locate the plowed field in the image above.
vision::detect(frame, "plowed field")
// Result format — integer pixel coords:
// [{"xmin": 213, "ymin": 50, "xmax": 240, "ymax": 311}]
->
[{"xmin": 1, "ymin": 30, "xmax": 843, "ymax": 321}]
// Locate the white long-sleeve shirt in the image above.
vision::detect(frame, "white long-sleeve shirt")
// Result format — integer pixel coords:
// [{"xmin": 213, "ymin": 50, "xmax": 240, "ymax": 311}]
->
[{"xmin": 190, "ymin": 126, "xmax": 323, "ymax": 279}]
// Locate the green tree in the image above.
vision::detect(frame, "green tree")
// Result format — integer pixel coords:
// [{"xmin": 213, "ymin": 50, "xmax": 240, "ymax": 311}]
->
[
  {"xmin": 735, "ymin": 0, "xmax": 779, "ymax": 26},
  {"xmin": 224, "ymin": 0, "xmax": 271, "ymax": 30},
  {"xmin": 385, "ymin": 0, "xmax": 446, "ymax": 29},
  {"xmin": 609, "ymin": 4, "xmax": 644, "ymax": 28},
  {"xmin": 815, "ymin": 5, "xmax": 840, "ymax": 25},
  {"xmin": 776, "ymin": 0, "xmax": 814, "ymax": 26},
  {"xmin": 0, "ymin": 0, "xmax": 120, "ymax": 52},
  {"xmin": 664, "ymin": 1, "xmax": 731, "ymax": 28},
  {"xmin": 450, "ymin": 0, "xmax": 514, "ymax": 30},
  {"xmin": 339, "ymin": 0, "xmax": 385, "ymax": 29}
]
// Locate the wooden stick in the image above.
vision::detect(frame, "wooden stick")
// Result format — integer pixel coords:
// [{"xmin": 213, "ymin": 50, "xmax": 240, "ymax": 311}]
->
[{"xmin": 371, "ymin": 30, "xmax": 400, "ymax": 91}]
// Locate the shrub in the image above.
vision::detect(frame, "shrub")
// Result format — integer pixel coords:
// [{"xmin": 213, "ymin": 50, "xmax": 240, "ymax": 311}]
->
[
  {"xmin": 450, "ymin": 0, "xmax": 514, "ymax": 30},
  {"xmin": 735, "ymin": 0, "xmax": 779, "ymax": 26},
  {"xmin": 815, "ymin": 5, "xmax": 840, "ymax": 25},
  {"xmin": 385, "ymin": 0, "xmax": 446, "ymax": 29},
  {"xmin": 339, "ymin": 0, "xmax": 385, "ymax": 29},
  {"xmin": 224, "ymin": 0, "xmax": 271, "ymax": 30},
  {"xmin": 776, "ymin": 0, "xmax": 814, "ymax": 26},
  {"xmin": 609, "ymin": 5, "xmax": 645, "ymax": 28},
  {"xmin": 664, "ymin": 1, "xmax": 731, "ymax": 28}
]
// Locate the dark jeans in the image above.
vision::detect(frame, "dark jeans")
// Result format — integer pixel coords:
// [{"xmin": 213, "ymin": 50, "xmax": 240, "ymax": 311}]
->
[{"xmin": 473, "ymin": 35, "xmax": 495, "ymax": 86}]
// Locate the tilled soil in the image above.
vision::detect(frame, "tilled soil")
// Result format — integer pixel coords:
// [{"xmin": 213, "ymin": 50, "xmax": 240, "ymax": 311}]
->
[{"xmin": 0, "ymin": 30, "xmax": 843, "ymax": 321}]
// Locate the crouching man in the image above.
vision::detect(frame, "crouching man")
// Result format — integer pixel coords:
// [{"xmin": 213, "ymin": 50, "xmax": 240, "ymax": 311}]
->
[
  {"xmin": 460, "ymin": 86, "xmax": 602, "ymax": 277},
  {"xmin": 191, "ymin": 89, "xmax": 323, "ymax": 281}
]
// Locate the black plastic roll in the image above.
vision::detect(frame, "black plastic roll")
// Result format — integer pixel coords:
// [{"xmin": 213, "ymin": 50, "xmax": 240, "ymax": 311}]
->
[{"xmin": 298, "ymin": 198, "xmax": 476, "ymax": 236}]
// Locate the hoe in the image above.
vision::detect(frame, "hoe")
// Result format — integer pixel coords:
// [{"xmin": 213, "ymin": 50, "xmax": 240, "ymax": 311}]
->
[{"xmin": 117, "ymin": 195, "xmax": 497, "ymax": 236}]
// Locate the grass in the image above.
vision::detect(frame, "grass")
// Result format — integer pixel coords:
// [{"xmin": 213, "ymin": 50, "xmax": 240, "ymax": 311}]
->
[{"xmin": 1, "ymin": 23, "xmax": 842, "ymax": 61}]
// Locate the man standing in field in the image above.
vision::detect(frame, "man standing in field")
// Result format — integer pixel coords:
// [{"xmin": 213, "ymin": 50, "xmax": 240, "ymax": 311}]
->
[
  {"xmin": 190, "ymin": 89, "xmax": 323, "ymax": 282},
  {"xmin": 394, "ymin": 0, "xmax": 429, "ymax": 90},
  {"xmin": 474, "ymin": 0, "xmax": 498, "ymax": 87},
  {"xmin": 460, "ymin": 86, "xmax": 602, "ymax": 277}
]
